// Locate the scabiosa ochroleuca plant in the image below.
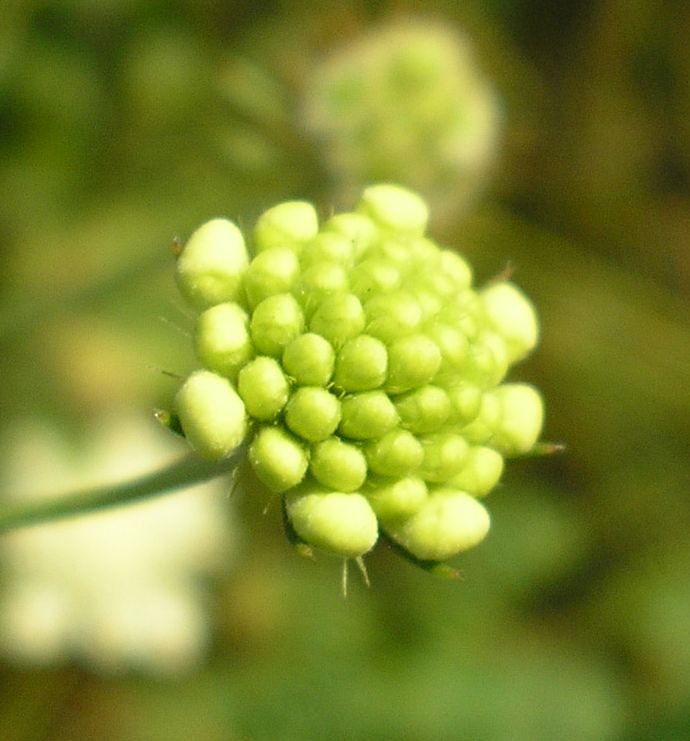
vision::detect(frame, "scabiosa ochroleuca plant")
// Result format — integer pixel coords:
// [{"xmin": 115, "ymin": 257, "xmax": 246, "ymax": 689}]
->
[{"xmin": 170, "ymin": 184, "xmax": 543, "ymax": 574}]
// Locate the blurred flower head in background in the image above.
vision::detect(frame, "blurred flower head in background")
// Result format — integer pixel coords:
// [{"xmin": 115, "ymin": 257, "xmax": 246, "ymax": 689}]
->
[
  {"xmin": 302, "ymin": 19, "xmax": 501, "ymax": 221},
  {"xmin": 0, "ymin": 413, "xmax": 237, "ymax": 676}
]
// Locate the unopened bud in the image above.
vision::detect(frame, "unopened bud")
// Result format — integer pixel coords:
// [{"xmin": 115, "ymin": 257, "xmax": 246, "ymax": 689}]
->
[
  {"xmin": 253, "ymin": 201, "xmax": 319, "ymax": 253},
  {"xmin": 285, "ymin": 487, "xmax": 378, "ymax": 558},
  {"xmin": 249, "ymin": 426, "xmax": 308, "ymax": 492},
  {"xmin": 175, "ymin": 370, "xmax": 247, "ymax": 460},
  {"xmin": 175, "ymin": 218, "xmax": 248, "ymax": 310}
]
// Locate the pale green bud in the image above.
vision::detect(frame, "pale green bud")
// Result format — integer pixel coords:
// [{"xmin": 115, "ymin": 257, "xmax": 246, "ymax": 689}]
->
[
  {"xmin": 253, "ymin": 200, "xmax": 318, "ymax": 253},
  {"xmin": 407, "ymin": 284, "xmax": 443, "ymax": 321},
  {"xmin": 300, "ymin": 232, "xmax": 355, "ymax": 267},
  {"xmin": 365, "ymin": 476, "xmax": 428, "ymax": 521},
  {"xmin": 364, "ymin": 291, "xmax": 423, "ymax": 342},
  {"xmin": 243, "ymin": 246, "xmax": 300, "ymax": 308},
  {"xmin": 438, "ymin": 249, "xmax": 473, "ymax": 289},
  {"xmin": 175, "ymin": 218, "xmax": 248, "ymax": 310},
  {"xmin": 446, "ymin": 382, "xmax": 483, "ymax": 426},
  {"xmin": 418, "ymin": 432, "xmax": 469, "ymax": 482},
  {"xmin": 481, "ymin": 282, "xmax": 539, "ymax": 364},
  {"xmin": 297, "ymin": 261, "xmax": 349, "ymax": 315},
  {"xmin": 384, "ymin": 334, "xmax": 442, "ymax": 393},
  {"xmin": 309, "ymin": 293, "xmax": 365, "ymax": 348},
  {"xmin": 249, "ymin": 426, "xmax": 308, "ymax": 492},
  {"xmin": 250, "ymin": 293, "xmax": 305, "ymax": 356},
  {"xmin": 285, "ymin": 487, "xmax": 378, "ymax": 557},
  {"xmin": 369, "ymin": 238, "xmax": 413, "ymax": 268},
  {"xmin": 350, "ymin": 257, "xmax": 401, "ymax": 299},
  {"xmin": 459, "ymin": 391, "xmax": 501, "ymax": 444},
  {"xmin": 427, "ymin": 321, "xmax": 469, "ymax": 373},
  {"xmin": 282, "ymin": 332, "xmax": 335, "ymax": 386},
  {"xmin": 333, "ymin": 334, "xmax": 388, "ymax": 391},
  {"xmin": 448, "ymin": 446, "xmax": 504, "ymax": 497},
  {"xmin": 338, "ymin": 391, "xmax": 399, "ymax": 439},
  {"xmin": 462, "ymin": 332, "xmax": 509, "ymax": 387},
  {"xmin": 365, "ymin": 428, "xmax": 423, "ymax": 476},
  {"xmin": 440, "ymin": 290, "xmax": 481, "ymax": 340},
  {"xmin": 175, "ymin": 369, "xmax": 247, "ymax": 461},
  {"xmin": 310, "ymin": 437, "xmax": 368, "ymax": 492},
  {"xmin": 418, "ymin": 270, "xmax": 457, "ymax": 299},
  {"xmin": 237, "ymin": 356, "xmax": 290, "ymax": 421},
  {"xmin": 405, "ymin": 237, "xmax": 441, "ymax": 268},
  {"xmin": 323, "ymin": 211, "xmax": 378, "ymax": 259},
  {"xmin": 285, "ymin": 387, "xmax": 341, "ymax": 442},
  {"xmin": 194, "ymin": 302, "xmax": 253, "ymax": 381},
  {"xmin": 394, "ymin": 385, "xmax": 451, "ymax": 434},
  {"xmin": 384, "ymin": 488, "xmax": 490, "ymax": 562},
  {"xmin": 489, "ymin": 383, "xmax": 544, "ymax": 456},
  {"xmin": 358, "ymin": 184, "xmax": 429, "ymax": 236}
]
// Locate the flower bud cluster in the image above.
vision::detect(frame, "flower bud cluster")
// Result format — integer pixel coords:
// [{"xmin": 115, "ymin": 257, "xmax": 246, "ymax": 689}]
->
[
  {"xmin": 172, "ymin": 184, "xmax": 542, "ymax": 567},
  {"xmin": 302, "ymin": 21, "xmax": 501, "ymax": 219}
]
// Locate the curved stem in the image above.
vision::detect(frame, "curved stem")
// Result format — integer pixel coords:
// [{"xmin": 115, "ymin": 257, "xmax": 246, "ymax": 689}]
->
[{"xmin": 0, "ymin": 450, "xmax": 243, "ymax": 533}]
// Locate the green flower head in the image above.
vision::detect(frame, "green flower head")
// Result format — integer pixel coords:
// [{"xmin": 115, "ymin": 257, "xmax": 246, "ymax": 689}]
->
[
  {"xmin": 171, "ymin": 185, "xmax": 544, "ymax": 572},
  {"xmin": 302, "ymin": 21, "xmax": 502, "ymax": 221}
]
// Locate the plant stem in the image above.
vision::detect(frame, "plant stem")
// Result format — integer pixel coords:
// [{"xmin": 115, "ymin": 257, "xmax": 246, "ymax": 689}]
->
[{"xmin": 0, "ymin": 450, "xmax": 243, "ymax": 533}]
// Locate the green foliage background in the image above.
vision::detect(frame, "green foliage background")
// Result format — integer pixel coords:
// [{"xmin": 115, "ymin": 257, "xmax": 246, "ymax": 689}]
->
[{"xmin": 1, "ymin": 1, "xmax": 689, "ymax": 739}]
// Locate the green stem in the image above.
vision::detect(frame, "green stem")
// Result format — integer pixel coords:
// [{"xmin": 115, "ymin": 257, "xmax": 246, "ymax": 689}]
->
[{"xmin": 0, "ymin": 450, "xmax": 243, "ymax": 534}]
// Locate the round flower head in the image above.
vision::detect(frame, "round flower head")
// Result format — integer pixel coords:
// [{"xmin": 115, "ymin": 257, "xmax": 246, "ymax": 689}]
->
[
  {"xmin": 301, "ymin": 21, "xmax": 501, "ymax": 220},
  {"xmin": 170, "ymin": 184, "xmax": 544, "ymax": 573}
]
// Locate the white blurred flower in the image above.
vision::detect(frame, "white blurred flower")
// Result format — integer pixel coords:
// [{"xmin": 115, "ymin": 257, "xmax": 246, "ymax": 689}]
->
[{"xmin": 0, "ymin": 412, "xmax": 237, "ymax": 676}]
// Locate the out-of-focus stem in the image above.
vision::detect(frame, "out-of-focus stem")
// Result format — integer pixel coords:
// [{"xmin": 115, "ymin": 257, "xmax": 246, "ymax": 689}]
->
[{"xmin": 0, "ymin": 450, "xmax": 243, "ymax": 533}]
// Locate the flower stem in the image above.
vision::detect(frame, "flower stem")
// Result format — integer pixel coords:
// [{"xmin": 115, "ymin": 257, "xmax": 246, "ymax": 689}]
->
[{"xmin": 0, "ymin": 450, "xmax": 243, "ymax": 534}]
